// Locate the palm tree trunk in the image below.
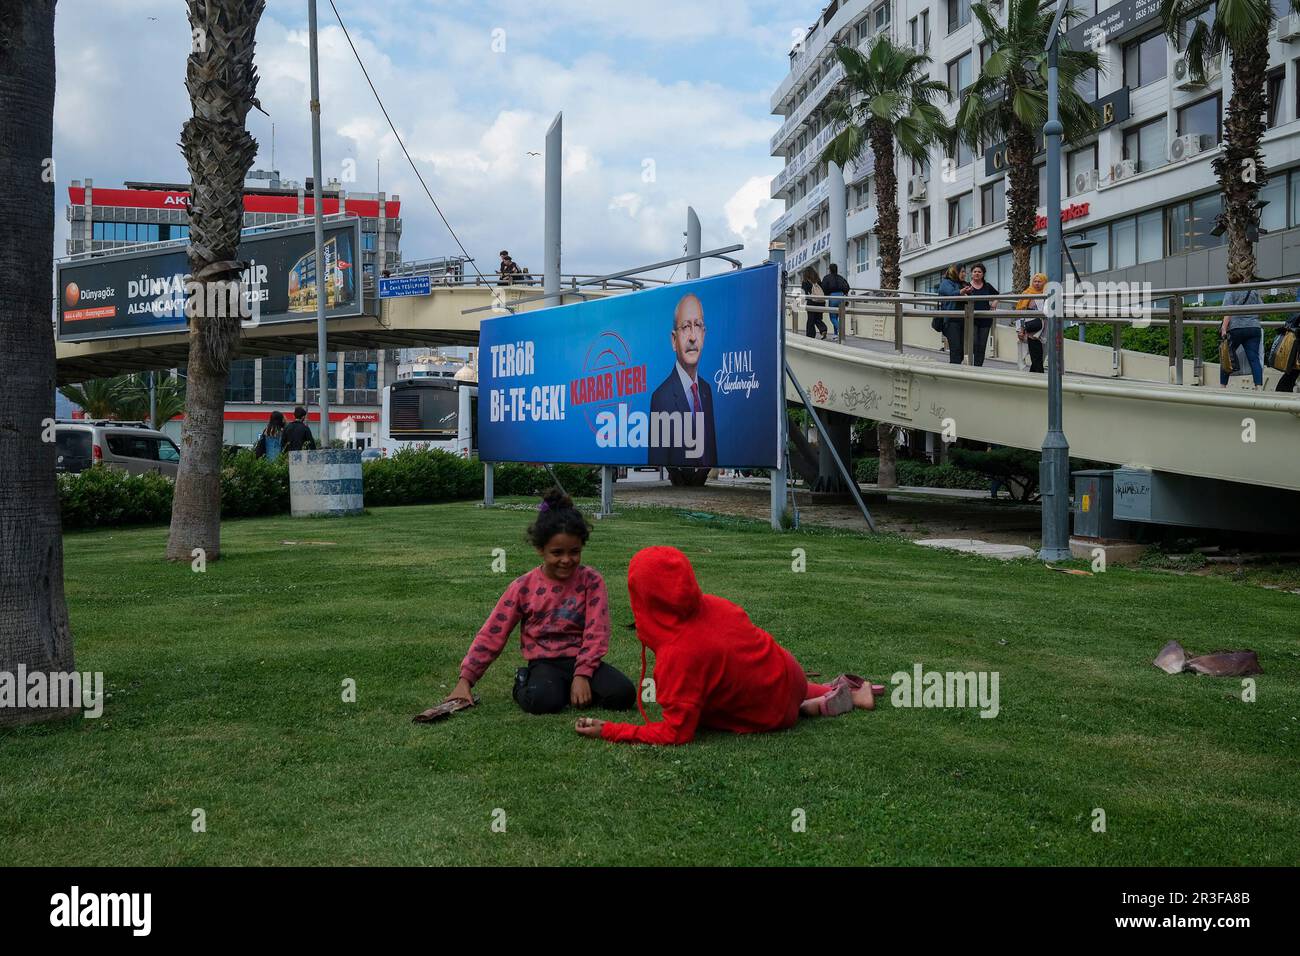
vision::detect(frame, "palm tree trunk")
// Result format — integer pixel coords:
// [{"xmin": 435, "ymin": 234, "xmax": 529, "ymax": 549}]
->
[
  {"xmin": 0, "ymin": 0, "xmax": 78, "ymax": 726},
  {"xmin": 1006, "ymin": 124, "xmax": 1037, "ymax": 294},
  {"xmin": 869, "ymin": 121, "xmax": 900, "ymax": 487},
  {"xmin": 1218, "ymin": 35, "xmax": 1270, "ymax": 282},
  {"xmin": 871, "ymin": 121, "xmax": 901, "ymax": 291},
  {"xmin": 165, "ymin": 0, "xmax": 265, "ymax": 562}
]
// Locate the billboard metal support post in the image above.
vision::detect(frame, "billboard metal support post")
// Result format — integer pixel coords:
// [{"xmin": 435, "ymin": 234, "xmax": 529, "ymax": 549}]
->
[
  {"xmin": 599, "ymin": 466, "xmax": 614, "ymax": 518},
  {"xmin": 308, "ymin": 0, "xmax": 330, "ymax": 445},
  {"xmin": 483, "ymin": 462, "xmax": 494, "ymax": 507},
  {"xmin": 770, "ymin": 249, "xmax": 789, "ymax": 530},
  {"xmin": 784, "ymin": 361, "xmax": 876, "ymax": 532},
  {"xmin": 685, "ymin": 208, "xmax": 701, "ymax": 281}
]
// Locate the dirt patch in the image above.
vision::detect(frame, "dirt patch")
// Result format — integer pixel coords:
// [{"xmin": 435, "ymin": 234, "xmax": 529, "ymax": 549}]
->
[{"xmin": 611, "ymin": 478, "xmax": 1043, "ymax": 547}]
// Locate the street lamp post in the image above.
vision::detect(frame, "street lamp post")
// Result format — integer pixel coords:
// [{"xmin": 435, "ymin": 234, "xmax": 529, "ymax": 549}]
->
[
  {"xmin": 1065, "ymin": 238, "xmax": 1095, "ymax": 341},
  {"xmin": 308, "ymin": 0, "xmax": 330, "ymax": 445},
  {"xmin": 1040, "ymin": 0, "xmax": 1072, "ymax": 562}
]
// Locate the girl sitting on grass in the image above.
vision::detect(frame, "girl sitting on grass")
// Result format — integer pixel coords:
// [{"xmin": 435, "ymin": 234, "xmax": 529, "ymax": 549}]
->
[
  {"xmin": 575, "ymin": 546, "xmax": 880, "ymax": 746},
  {"xmin": 444, "ymin": 489, "xmax": 636, "ymax": 714}
]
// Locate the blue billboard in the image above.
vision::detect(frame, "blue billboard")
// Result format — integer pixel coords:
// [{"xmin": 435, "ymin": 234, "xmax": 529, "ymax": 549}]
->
[{"xmin": 478, "ymin": 263, "xmax": 782, "ymax": 468}]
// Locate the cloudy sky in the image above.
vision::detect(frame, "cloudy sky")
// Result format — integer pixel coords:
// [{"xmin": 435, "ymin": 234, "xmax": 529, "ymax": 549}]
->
[{"xmin": 53, "ymin": 0, "xmax": 810, "ymax": 279}]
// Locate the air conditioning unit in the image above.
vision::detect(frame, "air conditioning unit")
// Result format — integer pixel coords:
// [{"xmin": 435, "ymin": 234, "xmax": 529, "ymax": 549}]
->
[
  {"xmin": 1110, "ymin": 159, "xmax": 1138, "ymax": 182},
  {"xmin": 1173, "ymin": 54, "xmax": 1220, "ymax": 90},
  {"xmin": 901, "ymin": 233, "xmax": 924, "ymax": 253},
  {"xmin": 1072, "ymin": 169, "xmax": 1100, "ymax": 194},
  {"xmin": 1278, "ymin": 13, "xmax": 1300, "ymax": 42},
  {"xmin": 907, "ymin": 175, "xmax": 928, "ymax": 202},
  {"xmin": 1169, "ymin": 133, "xmax": 1207, "ymax": 162}
]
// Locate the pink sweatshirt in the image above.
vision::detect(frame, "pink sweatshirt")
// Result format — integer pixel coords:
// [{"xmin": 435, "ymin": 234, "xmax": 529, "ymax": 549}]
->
[{"xmin": 459, "ymin": 565, "xmax": 611, "ymax": 685}]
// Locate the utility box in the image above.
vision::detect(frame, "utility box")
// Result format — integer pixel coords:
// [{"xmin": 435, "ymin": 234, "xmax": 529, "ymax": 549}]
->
[
  {"xmin": 1111, "ymin": 468, "xmax": 1300, "ymax": 535},
  {"xmin": 1072, "ymin": 470, "xmax": 1136, "ymax": 540}
]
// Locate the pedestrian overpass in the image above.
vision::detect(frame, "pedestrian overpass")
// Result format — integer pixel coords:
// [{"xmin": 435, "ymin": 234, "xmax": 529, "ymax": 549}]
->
[{"xmin": 55, "ymin": 279, "xmax": 1300, "ymax": 493}]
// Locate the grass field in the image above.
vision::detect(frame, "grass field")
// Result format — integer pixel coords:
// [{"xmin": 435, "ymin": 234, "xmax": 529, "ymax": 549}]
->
[{"xmin": 2, "ymin": 501, "xmax": 1298, "ymax": 866}]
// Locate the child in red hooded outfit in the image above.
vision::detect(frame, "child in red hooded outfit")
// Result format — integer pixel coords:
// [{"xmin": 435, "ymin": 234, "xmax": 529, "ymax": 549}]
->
[{"xmin": 575, "ymin": 546, "xmax": 878, "ymax": 745}]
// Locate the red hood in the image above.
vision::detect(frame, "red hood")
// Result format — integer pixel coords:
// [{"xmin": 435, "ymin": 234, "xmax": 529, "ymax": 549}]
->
[{"xmin": 627, "ymin": 546, "xmax": 703, "ymax": 652}]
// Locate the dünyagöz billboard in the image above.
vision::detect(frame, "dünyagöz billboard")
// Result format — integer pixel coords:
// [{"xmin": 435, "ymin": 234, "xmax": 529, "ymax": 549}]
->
[
  {"xmin": 56, "ymin": 220, "xmax": 362, "ymax": 342},
  {"xmin": 478, "ymin": 263, "xmax": 782, "ymax": 469}
]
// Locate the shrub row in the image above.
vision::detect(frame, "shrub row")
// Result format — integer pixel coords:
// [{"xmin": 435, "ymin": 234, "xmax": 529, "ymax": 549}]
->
[
  {"xmin": 58, "ymin": 449, "xmax": 599, "ymax": 530},
  {"xmin": 853, "ymin": 456, "xmax": 989, "ymax": 491}
]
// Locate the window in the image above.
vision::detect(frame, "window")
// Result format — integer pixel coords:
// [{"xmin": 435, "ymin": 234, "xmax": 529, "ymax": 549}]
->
[
  {"xmin": 949, "ymin": 134, "xmax": 974, "ymax": 168},
  {"xmin": 1069, "ymin": 225, "xmax": 1109, "ymax": 274},
  {"xmin": 981, "ymin": 179, "xmax": 1006, "ymax": 224},
  {"xmin": 921, "ymin": 10, "xmax": 930, "ymax": 48},
  {"xmin": 363, "ymin": 232, "xmax": 376, "ymax": 251},
  {"xmin": 1179, "ymin": 5, "xmax": 1214, "ymax": 51},
  {"xmin": 948, "ymin": 193, "xmax": 973, "ymax": 236},
  {"xmin": 947, "ymin": 0, "xmax": 971, "ymax": 34},
  {"xmin": 856, "ymin": 238, "xmax": 868, "ymax": 273},
  {"xmin": 92, "ymin": 222, "xmax": 103, "ymax": 240},
  {"xmin": 1123, "ymin": 30, "xmax": 1167, "ymax": 89},
  {"xmin": 1137, "ymin": 209, "xmax": 1163, "ymax": 264},
  {"xmin": 909, "ymin": 208, "xmax": 932, "ymax": 244},
  {"xmin": 1268, "ymin": 68, "xmax": 1285, "ymax": 128},
  {"xmin": 979, "ymin": 41, "xmax": 993, "ymax": 69},
  {"xmin": 1260, "ymin": 174, "xmax": 1286, "ymax": 232},
  {"xmin": 105, "ymin": 434, "xmax": 161, "ymax": 461},
  {"xmin": 1067, "ymin": 145, "xmax": 1098, "ymax": 195},
  {"xmin": 306, "ymin": 356, "xmax": 338, "ymax": 399},
  {"xmin": 1123, "ymin": 116, "xmax": 1167, "ymax": 172},
  {"xmin": 343, "ymin": 351, "xmax": 379, "ymax": 404},
  {"xmin": 947, "ymin": 52, "xmax": 973, "ymax": 94},
  {"xmin": 874, "ymin": 3, "xmax": 889, "ymax": 32},
  {"xmin": 1177, "ymin": 94, "xmax": 1221, "ymax": 145},
  {"xmin": 261, "ymin": 356, "xmax": 297, "ymax": 403},
  {"xmin": 1036, "ymin": 163, "xmax": 1047, "ymax": 206},
  {"xmin": 157, "ymin": 439, "xmax": 180, "ymax": 463},
  {"xmin": 1112, "ymin": 216, "xmax": 1137, "ymax": 269},
  {"xmin": 1168, "ymin": 193, "xmax": 1223, "ymax": 253},
  {"xmin": 909, "ymin": 15, "xmax": 918, "ymax": 47},
  {"xmin": 1074, "ymin": 68, "xmax": 1098, "ymax": 103},
  {"xmin": 224, "ymin": 359, "xmax": 256, "ymax": 403}
]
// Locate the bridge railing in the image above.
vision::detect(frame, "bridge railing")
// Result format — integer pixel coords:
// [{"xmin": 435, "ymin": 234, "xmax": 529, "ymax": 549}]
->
[{"xmin": 784, "ymin": 281, "xmax": 1300, "ymax": 386}]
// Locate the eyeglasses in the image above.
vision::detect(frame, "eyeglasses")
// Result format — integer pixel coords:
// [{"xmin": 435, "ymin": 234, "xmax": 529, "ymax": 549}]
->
[{"xmin": 675, "ymin": 321, "xmax": 705, "ymax": 334}]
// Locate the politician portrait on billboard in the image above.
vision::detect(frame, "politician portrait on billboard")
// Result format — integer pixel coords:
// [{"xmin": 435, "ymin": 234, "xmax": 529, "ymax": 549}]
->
[
  {"xmin": 647, "ymin": 293, "xmax": 718, "ymax": 469},
  {"xmin": 478, "ymin": 263, "xmax": 781, "ymax": 469}
]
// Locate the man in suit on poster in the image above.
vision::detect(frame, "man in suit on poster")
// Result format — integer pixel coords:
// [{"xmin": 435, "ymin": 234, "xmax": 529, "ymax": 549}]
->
[{"xmin": 649, "ymin": 293, "xmax": 718, "ymax": 468}]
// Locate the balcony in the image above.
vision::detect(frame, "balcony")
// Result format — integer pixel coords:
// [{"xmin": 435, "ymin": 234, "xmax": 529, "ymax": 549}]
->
[
  {"xmin": 770, "ymin": 61, "xmax": 846, "ymax": 154},
  {"xmin": 846, "ymin": 202, "xmax": 878, "ymax": 238},
  {"xmin": 771, "ymin": 122, "xmax": 843, "ymax": 198},
  {"xmin": 770, "ymin": 0, "xmax": 872, "ymax": 114}
]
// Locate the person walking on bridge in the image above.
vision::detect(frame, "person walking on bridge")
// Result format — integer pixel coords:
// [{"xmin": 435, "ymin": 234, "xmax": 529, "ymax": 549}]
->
[
  {"xmin": 821, "ymin": 263, "xmax": 851, "ymax": 340},
  {"xmin": 1015, "ymin": 273, "xmax": 1048, "ymax": 374},
  {"xmin": 800, "ymin": 266, "xmax": 827, "ymax": 339},
  {"xmin": 1219, "ymin": 272, "xmax": 1264, "ymax": 389}
]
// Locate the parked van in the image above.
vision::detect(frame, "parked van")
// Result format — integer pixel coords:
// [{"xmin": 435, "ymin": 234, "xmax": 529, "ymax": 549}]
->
[{"xmin": 54, "ymin": 420, "xmax": 181, "ymax": 478}]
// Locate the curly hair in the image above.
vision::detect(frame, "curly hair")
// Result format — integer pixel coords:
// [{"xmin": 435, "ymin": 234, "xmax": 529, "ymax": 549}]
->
[{"xmin": 526, "ymin": 487, "xmax": 590, "ymax": 549}]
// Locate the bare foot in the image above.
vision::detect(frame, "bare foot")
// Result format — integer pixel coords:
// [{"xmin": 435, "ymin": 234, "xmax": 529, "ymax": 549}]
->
[{"xmin": 850, "ymin": 683, "xmax": 876, "ymax": 710}]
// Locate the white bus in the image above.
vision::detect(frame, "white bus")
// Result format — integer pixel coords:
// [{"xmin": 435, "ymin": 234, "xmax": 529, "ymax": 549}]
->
[{"xmin": 376, "ymin": 377, "xmax": 476, "ymax": 457}]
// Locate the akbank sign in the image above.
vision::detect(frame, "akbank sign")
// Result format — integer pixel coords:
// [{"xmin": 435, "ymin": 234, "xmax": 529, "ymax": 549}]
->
[{"xmin": 478, "ymin": 264, "xmax": 783, "ymax": 469}]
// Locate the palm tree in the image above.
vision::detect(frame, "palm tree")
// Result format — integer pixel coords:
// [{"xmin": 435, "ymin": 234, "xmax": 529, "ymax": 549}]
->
[
  {"xmin": 117, "ymin": 373, "xmax": 188, "ymax": 429},
  {"xmin": 822, "ymin": 36, "xmax": 951, "ymax": 489},
  {"xmin": 59, "ymin": 376, "xmax": 131, "ymax": 420},
  {"xmin": 166, "ymin": 0, "xmax": 265, "ymax": 562},
  {"xmin": 956, "ymin": 0, "xmax": 1102, "ymax": 293},
  {"xmin": 1162, "ymin": 0, "xmax": 1284, "ymax": 281},
  {"xmin": 822, "ymin": 36, "xmax": 953, "ymax": 291},
  {"xmin": 1, "ymin": 0, "xmax": 77, "ymax": 726}
]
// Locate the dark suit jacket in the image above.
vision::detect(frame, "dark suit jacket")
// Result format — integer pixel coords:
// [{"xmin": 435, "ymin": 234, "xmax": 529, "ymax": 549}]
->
[{"xmin": 647, "ymin": 369, "xmax": 718, "ymax": 468}]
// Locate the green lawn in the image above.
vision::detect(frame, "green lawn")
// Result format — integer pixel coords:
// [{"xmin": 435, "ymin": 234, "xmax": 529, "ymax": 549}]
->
[{"xmin": 2, "ymin": 501, "xmax": 1298, "ymax": 866}]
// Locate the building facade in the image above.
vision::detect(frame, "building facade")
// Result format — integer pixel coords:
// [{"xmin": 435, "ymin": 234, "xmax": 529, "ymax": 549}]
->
[
  {"xmin": 63, "ymin": 176, "xmax": 405, "ymax": 447},
  {"xmin": 771, "ymin": 0, "xmax": 1300, "ymax": 297}
]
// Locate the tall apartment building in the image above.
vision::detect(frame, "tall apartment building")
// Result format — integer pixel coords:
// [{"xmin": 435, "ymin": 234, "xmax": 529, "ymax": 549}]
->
[
  {"xmin": 772, "ymin": 0, "xmax": 1300, "ymax": 297},
  {"xmin": 63, "ymin": 176, "xmax": 405, "ymax": 447}
]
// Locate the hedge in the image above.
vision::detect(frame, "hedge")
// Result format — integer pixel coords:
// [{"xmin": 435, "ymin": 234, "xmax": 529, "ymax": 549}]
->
[
  {"xmin": 58, "ymin": 449, "xmax": 599, "ymax": 530},
  {"xmin": 853, "ymin": 456, "xmax": 989, "ymax": 491}
]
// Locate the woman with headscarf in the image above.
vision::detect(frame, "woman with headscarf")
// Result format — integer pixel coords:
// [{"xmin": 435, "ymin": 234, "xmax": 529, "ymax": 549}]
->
[{"xmin": 1015, "ymin": 273, "xmax": 1048, "ymax": 373}]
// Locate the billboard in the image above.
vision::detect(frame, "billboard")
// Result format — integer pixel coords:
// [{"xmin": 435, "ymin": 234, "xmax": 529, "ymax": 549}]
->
[
  {"xmin": 478, "ymin": 263, "xmax": 782, "ymax": 468},
  {"xmin": 56, "ymin": 220, "xmax": 362, "ymax": 342}
]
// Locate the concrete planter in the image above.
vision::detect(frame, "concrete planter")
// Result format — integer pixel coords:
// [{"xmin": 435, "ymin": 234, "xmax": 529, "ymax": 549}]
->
[{"xmin": 288, "ymin": 449, "xmax": 364, "ymax": 517}]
